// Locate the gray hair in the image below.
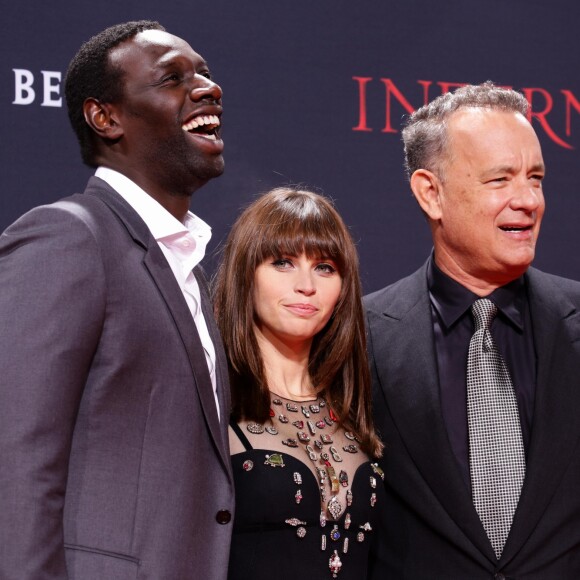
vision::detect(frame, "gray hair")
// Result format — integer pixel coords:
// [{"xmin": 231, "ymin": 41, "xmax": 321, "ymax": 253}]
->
[{"xmin": 402, "ymin": 81, "xmax": 529, "ymax": 180}]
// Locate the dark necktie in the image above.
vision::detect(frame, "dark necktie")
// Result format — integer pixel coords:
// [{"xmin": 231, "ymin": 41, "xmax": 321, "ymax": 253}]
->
[{"xmin": 467, "ymin": 298, "xmax": 526, "ymax": 559}]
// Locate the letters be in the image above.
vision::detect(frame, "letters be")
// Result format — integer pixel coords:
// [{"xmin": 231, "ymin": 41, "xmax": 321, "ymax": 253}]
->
[{"xmin": 13, "ymin": 69, "xmax": 62, "ymax": 107}]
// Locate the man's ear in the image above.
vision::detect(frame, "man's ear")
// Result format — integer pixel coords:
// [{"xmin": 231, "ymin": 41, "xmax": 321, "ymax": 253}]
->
[
  {"xmin": 410, "ymin": 169, "xmax": 443, "ymax": 221},
  {"xmin": 83, "ymin": 98, "xmax": 123, "ymax": 140}
]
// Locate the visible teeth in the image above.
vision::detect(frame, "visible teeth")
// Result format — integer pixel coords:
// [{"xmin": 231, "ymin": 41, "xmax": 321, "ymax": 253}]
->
[{"xmin": 182, "ymin": 114, "xmax": 220, "ymax": 132}]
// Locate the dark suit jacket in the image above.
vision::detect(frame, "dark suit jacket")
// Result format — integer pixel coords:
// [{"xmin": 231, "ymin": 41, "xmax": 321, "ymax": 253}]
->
[
  {"xmin": 0, "ymin": 177, "xmax": 234, "ymax": 579},
  {"xmin": 364, "ymin": 261, "xmax": 580, "ymax": 579}
]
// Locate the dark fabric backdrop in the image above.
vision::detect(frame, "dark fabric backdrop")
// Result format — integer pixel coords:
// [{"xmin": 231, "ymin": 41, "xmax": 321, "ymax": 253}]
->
[{"xmin": 1, "ymin": 0, "xmax": 578, "ymax": 292}]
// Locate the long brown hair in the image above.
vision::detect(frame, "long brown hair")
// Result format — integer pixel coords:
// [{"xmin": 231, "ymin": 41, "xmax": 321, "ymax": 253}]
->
[{"xmin": 213, "ymin": 187, "xmax": 382, "ymax": 458}]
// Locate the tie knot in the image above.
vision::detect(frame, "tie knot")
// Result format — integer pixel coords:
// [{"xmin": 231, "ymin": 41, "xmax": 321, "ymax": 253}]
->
[{"xmin": 471, "ymin": 298, "xmax": 498, "ymax": 331}]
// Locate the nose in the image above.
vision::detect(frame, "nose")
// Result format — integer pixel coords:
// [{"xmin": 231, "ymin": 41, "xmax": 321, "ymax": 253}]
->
[
  {"xmin": 295, "ymin": 270, "xmax": 316, "ymax": 297},
  {"xmin": 510, "ymin": 180, "xmax": 543, "ymax": 213},
  {"xmin": 190, "ymin": 75, "xmax": 223, "ymax": 102}
]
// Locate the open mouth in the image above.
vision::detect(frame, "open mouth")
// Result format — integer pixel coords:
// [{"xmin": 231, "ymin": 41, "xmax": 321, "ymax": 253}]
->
[
  {"xmin": 499, "ymin": 225, "xmax": 532, "ymax": 232},
  {"xmin": 182, "ymin": 114, "xmax": 220, "ymax": 140}
]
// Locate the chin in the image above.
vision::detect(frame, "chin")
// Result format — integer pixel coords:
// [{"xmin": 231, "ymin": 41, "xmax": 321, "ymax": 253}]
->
[
  {"xmin": 202, "ymin": 156, "xmax": 225, "ymax": 178},
  {"xmin": 497, "ymin": 261, "xmax": 533, "ymax": 282},
  {"xmin": 181, "ymin": 162, "xmax": 225, "ymax": 194}
]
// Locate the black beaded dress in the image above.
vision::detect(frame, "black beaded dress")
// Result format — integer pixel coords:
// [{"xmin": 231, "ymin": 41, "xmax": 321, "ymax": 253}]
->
[{"xmin": 228, "ymin": 394, "xmax": 384, "ymax": 580}]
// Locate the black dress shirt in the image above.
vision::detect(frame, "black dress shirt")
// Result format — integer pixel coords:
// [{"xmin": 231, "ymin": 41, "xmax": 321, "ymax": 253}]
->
[{"xmin": 428, "ymin": 257, "xmax": 537, "ymax": 491}]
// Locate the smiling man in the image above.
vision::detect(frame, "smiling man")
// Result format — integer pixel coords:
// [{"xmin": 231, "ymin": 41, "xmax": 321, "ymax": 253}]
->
[
  {"xmin": 365, "ymin": 82, "xmax": 580, "ymax": 578},
  {"xmin": 0, "ymin": 21, "xmax": 233, "ymax": 579}
]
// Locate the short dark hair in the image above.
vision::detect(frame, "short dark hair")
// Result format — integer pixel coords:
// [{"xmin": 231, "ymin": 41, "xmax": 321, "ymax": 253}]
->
[
  {"xmin": 402, "ymin": 81, "xmax": 529, "ymax": 181},
  {"xmin": 213, "ymin": 187, "xmax": 383, "ymax": 458},
  {"xmin": 64, "ymin": 20, "xmax": 165, "ymax": 167}
]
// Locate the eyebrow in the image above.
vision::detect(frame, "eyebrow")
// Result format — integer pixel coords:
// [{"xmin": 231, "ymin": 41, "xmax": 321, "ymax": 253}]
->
[
  {"xmin": 528, "ymin": 162, "xmax": 546, "ymax": 174},
  {"xmin": 482, "ymin": 162, "xmax": 546, "ymax": 177}
]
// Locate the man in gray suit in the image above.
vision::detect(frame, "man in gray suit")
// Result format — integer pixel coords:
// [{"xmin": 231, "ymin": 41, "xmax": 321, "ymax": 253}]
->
[
  {"xmin": 0, "ymin": 21, "xmax": 233, "ymax": 579},
  {"xmin": 366, "ymin": 83, "xmax": 580, "ymax": 578}
]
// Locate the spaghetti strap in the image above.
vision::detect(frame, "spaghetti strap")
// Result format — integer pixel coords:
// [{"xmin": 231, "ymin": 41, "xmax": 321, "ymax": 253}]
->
[{"xmin": 230, "ymin": 418, "xmax": 253, "ymax": 451}]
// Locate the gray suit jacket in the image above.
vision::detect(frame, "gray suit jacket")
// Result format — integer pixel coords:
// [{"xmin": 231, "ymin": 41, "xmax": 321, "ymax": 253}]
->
[
  {"xmin": 0, "ymin": 177, "xmax": 234, "ymax": 579},
  {"xmin": 365, "ymin": 261, "xmax": 580, "ymax": 579}
]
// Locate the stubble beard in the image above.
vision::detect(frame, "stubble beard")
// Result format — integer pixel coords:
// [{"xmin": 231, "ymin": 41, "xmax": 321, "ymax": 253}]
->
[{"xmin": 154, "ymin": 133, "xmax": 225, "ymax": 197}]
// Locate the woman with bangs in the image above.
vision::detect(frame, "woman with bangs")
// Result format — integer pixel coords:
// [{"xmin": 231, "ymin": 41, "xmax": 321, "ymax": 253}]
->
[{"xmin": 213, "ymin": 187, "xmax": 384, "ymax": 579}]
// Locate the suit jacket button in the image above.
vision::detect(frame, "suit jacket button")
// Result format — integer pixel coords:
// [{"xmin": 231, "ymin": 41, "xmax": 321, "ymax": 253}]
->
[
  {"xmin": 216, "ymin": 509, "xmax": 232, "ymax": 524},
  {"xmin": 494, "ymin": 573, "xmax": 505, "ymax": 580}
]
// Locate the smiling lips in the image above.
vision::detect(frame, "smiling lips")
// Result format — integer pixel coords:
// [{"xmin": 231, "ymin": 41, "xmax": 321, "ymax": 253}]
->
[
  {"xmin": 499, "ymin": 223, "xmax": 534, "ymax": 236},
  {"xmin": 182, "ymin": 114, "xmax": 221, "ymax": 140}
]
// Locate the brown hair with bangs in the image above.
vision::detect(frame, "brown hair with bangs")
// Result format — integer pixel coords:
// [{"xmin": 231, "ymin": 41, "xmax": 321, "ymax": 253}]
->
[{"xmin": 213, "ymin": 187, "xmax": 383, "ymax": 458}]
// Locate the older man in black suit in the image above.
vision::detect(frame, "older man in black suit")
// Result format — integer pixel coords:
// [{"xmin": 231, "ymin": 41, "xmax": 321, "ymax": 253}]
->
[{"xmin": 366, "ymin": 82, "xmax": 580, "ymax": 579}]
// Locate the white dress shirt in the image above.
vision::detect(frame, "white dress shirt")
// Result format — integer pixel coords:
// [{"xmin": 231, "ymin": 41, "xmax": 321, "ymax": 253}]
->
[{"xmin": 95, "ymin": 167, "xmax": 220, "ymax": 418}]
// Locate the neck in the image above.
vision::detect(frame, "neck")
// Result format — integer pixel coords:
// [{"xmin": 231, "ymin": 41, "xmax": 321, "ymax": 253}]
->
[
  {"xmin": 255, "ymin": 329, "xmax": 316, "ymax": 400},
  {"xmin": 97, "ymin": 161, "xmax": 198, "ymax": 222},
  {"xmin": 147, "ymin": 191, "xmax": 192, "ymax": 222},
  {"xmin": 433, "ymin": 250, "xmax": 523, "ymax": 297}
]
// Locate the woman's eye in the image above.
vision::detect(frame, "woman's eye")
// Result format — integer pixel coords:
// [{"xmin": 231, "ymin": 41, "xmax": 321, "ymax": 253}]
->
[
  {"xmin": 272, "ymin": 259, "xmax": 293, "ymax": 269},
  {"xmin": 316, "ymin": 263, "xmax": 337, "ymax": 274}
]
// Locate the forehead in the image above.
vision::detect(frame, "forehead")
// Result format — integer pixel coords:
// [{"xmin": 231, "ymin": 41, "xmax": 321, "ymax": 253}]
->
[
  {"xmin": 109, "ymin": 29, "xmax": 205, "ymax": 74},
  {"xmin": 446, "ymin": 108, "xmax": 543, "ymax": 167}
]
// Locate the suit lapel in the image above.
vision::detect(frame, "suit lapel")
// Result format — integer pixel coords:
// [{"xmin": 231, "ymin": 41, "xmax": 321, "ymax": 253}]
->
[
  {"xmin": 85, "ymin": 178, "xmax": 232, "ymax": 475},
  {"xmin": 500, "ymin": 268, "xmax": 580, "ymax": 564},
  {"xmin": 369, "ymin": 264, "xmax": 496, "ymax": 561}
]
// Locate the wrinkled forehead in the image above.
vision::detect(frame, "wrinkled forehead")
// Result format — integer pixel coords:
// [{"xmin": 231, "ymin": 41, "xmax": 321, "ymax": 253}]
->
[
  {"xmin": 448, "ymin": 108, "xmax": 535, "ymax": 142},
  {"xmin": 446, "ymin": 108, "xmax": 543, "ymax": 160}
]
